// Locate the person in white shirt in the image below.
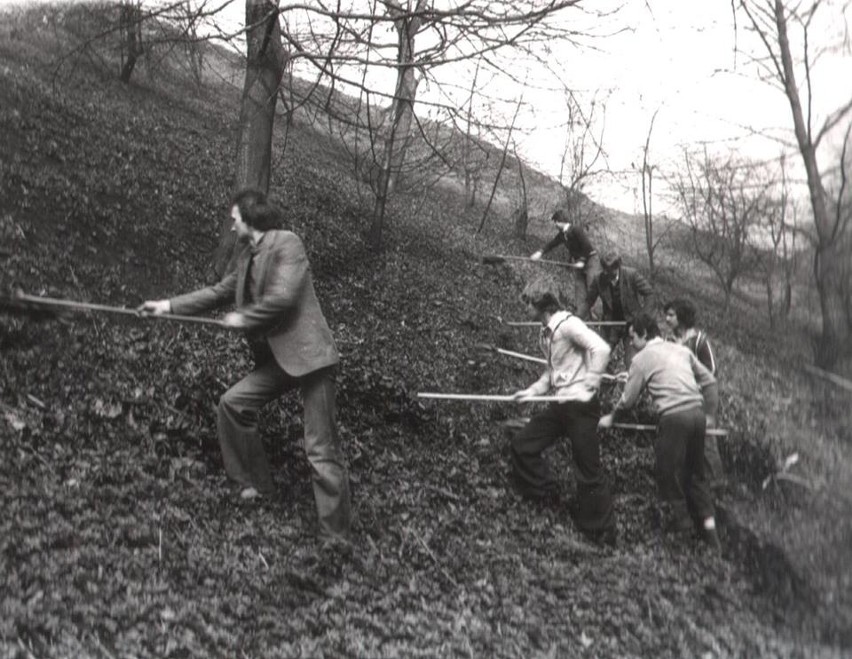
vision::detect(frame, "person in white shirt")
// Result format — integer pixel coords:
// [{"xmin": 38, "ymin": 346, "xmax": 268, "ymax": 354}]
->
[{"xmin": 510, "ymin": 278, "xmax": 616, "ymax": 544}]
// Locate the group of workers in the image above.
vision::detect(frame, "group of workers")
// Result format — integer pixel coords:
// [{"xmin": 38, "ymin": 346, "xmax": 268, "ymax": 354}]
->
[
  {"xmin": 517, "ymin": 211, "xmax": 723, "ymax": 550},
  {"xmin": 138, "ymin": 194, "xmax": 724, "ymax": 554}
]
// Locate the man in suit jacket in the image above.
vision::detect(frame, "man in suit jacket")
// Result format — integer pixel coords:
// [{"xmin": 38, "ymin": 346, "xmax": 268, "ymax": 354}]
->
[
  {"xmin": 579, "ymin": 251, "xmax": 654, "ymax": 366},
  {"xmin": 140, "ymin": 189, "xmax": 351, "ymax": 542}
]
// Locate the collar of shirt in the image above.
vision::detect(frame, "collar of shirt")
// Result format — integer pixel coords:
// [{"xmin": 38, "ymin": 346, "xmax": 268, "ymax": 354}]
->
[
  {"xmin": 249, "ymin": 231, "xmax": 267, "ymax": 257},
  {"xmin": 540, "ymin": 309, "xmax": 572, "ymax": 339},
  {"xmin": 647, "ymin": 337, "xmax": 664, "ymax": 347}
]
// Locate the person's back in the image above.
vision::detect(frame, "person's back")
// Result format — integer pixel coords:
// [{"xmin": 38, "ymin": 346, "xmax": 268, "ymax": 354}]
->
[{"xmin": 627, "ymin": 340, "xmax": 709, "ymax": 415}]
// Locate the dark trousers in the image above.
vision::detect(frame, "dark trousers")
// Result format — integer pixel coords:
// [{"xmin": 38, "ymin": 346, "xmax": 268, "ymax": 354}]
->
[
  {"xmin": 217, "ymin": 362, "xmax": 352, "ymax": 540},
  {"xmin": 603, "ymin": 325, "xmax": 636, "ymax": 368},
  {"xmin": 573, "ymin": 253, "xmax": 602, "ymax": 312},
  {"xmin": 510, "ymin": 398, "xmax": 614, "ymax": 533},
  {"xmin": 655, "ymin": 405, "xmax": 715, "ymax": 530}
]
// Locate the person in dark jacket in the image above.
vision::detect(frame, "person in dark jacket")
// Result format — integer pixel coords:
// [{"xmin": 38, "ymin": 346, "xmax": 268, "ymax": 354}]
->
[
  {"xmin": 664, "ymin": 298, "xmax": 725, "ymax": 489},
  {"xmin": 530, "ymin": 210, "xmax": 601, "ymax": 310},
  {"xmin": 139, "ymin": 189, "xmax": 352, "ymax": 542},
  {"xmin": 579, "ymin": 251, "xmax": 654, "ymax": 366}
]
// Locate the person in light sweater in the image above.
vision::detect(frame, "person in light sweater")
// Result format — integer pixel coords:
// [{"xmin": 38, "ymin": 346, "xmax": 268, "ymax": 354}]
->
[
  {"xmin": 599, "ymin": 313, "xmax": 721, "ymax": 552},
  {"xmin": 510, "ymin": 278, "xmax": 616, "ymax": 543}
]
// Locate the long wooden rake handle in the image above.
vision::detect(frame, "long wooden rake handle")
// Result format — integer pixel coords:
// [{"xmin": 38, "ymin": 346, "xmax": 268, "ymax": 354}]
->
[
  {"xmin": 12, "ymin": 291, "xmax": 224, "ymax": 327},
  {"xmin": 417, "ymin": 393, "xmax": 728, "ymax": 435},
  {"xmin": 482, "ymin": 254, "xmax": 583, "ymax": 269},
  {"xmin": 504, "ymin": 320, "xmax": 627, "ymax": 327},
  {"xmin": 492, "ymin": 348, "xmax": 616, "ymax": 382}
]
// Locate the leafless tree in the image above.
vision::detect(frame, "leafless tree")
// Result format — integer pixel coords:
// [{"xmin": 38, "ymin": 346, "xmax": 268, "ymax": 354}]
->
[
  {"xmin": 271, "ymin": 0, "xmax": 606, "ymax": 247},
  {"xmin": 637, "ymin": 107, "xmax": 663, "ymax": 278},
  {"xmin": 736, "ymin": 0, "xmax": 852, "ymax": 366},
  {"xmin": 555, "ymin": 91, "xmax": 607, "ymax": 231},
  {"xmin": 674, "ymin": 150, "xmax": 773, "ymax": 311}
]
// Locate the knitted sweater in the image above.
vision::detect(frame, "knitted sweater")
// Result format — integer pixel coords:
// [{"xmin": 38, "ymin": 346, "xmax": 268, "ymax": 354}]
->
[{"xmin": 616, "ymin": 338, "xmax": 717, "ymax": 415}]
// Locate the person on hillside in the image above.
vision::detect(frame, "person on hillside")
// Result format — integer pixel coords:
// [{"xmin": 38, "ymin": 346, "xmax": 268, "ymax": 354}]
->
[
  {"xmin": 139, "ymin": 189, "xmax": 352, "ymax": 543},
  {"xmin": 509, "ymin": 278, "xmax": 616, "ymax": 545},
  {"xmin": 598, "ymin": 313, "xmax": 721, "ymax": 552},
  {"xmin": 664, "ymin": 298, "xmax": 725, "ymax": 489},
  {"xmin": 530, "ymin": 209, "xmax": 601, "ymax": 311},
  {"xmin": 578, "ymin": 251, "xmax": 654, "ymax": 367}
]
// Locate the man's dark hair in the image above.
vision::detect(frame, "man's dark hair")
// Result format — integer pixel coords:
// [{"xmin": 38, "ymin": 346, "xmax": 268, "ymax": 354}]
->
[
  {"xmin": 230, "ymin": 189, "xmax": 281, "ymax": 231},
  {"xmin": 600, "ymin": 251, "xmax": 622, "ymax": 271},
  {"xmin": 521, "ymin": 278, "xmax": 565, "ymax": 314},
  {"xmin": 663, "ymin": 298, "xmax": 697, "ymax": 329},
  {"xmin": 551, "ymin": 209, "xmax": 569, "ymax": 224},
  {"xmin": 630, "ymin": 313, "xmax": 661, "ymax": 339}
]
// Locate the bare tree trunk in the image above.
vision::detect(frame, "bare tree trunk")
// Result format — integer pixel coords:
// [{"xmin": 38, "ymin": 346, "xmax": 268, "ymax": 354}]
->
[
  {"xmin": 214, "ymin": 0, "xmax": 286, "ymax": 278},
  {"xmin": 641, "ymin": 109, "xmax": 659, "ymax": 278},
  {"xmin": 368, "ymin": 0, "xmax": 426, "ymax": 249},
  {"xmin": 771, "ymin": 0, "xmax": 849, "ymax": 366},
  {"xmin": 119, "ymin": 0, "xmax": 143, "ymax": 84},
  {"xmin": 514, "ymin": 144, "xmax": 529, "ymax": 239}
]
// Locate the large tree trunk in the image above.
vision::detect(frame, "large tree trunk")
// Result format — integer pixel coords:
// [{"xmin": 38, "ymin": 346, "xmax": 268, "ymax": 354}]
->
[
  {"xmin": 213, "ymin": 0, "xmax": 286, "ymax": 278},
  {"xmin": 773, "ymin": 0, "xmax": 849, "ymax": 366},
  {"xmin": 368, "ymin": 0, "xmax": 426, "ymax": 249}
]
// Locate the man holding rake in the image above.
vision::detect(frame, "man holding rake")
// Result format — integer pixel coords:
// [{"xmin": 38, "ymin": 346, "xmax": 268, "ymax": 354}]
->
[{"xmin": 509, "ymin": 279, "xmax": 616, "ymax": 544}]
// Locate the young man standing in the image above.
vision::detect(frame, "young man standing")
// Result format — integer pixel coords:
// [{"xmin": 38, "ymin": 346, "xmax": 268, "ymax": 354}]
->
[
  {"xmin": 139, "ymin": 189, "xmax": 352, "ymax": 542},
  {"xmin": 579, "ymin": 251, "xmax": 654, "ymax": 367},
  {"xmin": 510, "ymin": 279, "xmax": 616, "ymax": 543},
  {"xmin": 530, "ymin": 209, "xmax": 601, "ymax": 311},
  {"xmin": 598, "ymin": 313, "xmax": 721, "ymax": 552}
]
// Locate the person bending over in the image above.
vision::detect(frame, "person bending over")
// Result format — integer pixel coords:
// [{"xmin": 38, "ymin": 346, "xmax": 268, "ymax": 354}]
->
[
  {"xmin": 599, "ymin": 313, "xmax": 721, "ymax": 552},
  {"xmin": 530, "ymin": 209, "xmax": 601, "ymax": 311}
]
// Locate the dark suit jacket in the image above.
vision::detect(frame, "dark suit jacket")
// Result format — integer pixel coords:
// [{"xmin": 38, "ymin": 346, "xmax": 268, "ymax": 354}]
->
[
  {"xmin": 170, "ymin": 230, "xmax": 339, "ymax": 377},
  {"xmin": 579, "ymin": 265, "xmax": 653, "ymax": 322}
]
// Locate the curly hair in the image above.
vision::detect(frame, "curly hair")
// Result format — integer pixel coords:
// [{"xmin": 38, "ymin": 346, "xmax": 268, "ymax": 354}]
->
[{"xmin": 663, "ymin": 298, "xmax": 697, "ymax": 329}]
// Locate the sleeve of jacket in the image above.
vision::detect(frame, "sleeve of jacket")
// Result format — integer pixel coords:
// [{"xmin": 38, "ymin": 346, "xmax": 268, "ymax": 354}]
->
[
  {"xmin": 240, "ymin": 233, "xmax": 308, "ymax": 332},
  {"xmin": 540, "ymin": 232, "xmax": 564, "ymax": 255},
  {"xmin": 696, "ymin": 333, "xmax": 717, "ymax": 375},
  {"xmin": 169, "ymin": 272, "xmax": 238, "ymax": 315},
  {"xmin": 571, "ymin": 226, "xmax": 595, "ymax": 258},
  {"xmin": 690, "ymin": 352, "xmax": 719, "ymax": 417}
]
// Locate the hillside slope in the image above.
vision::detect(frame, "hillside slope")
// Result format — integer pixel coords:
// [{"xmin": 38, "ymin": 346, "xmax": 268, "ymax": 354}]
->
[{"xmin": 1, "ymin": 6, "xmax": 850, "ymax": 658}]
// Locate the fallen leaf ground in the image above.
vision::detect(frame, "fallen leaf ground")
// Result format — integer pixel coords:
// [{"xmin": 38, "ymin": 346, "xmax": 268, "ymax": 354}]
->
[{"xmin": 1, "ymin": 8, "xmax": 850, "ymax": 658}]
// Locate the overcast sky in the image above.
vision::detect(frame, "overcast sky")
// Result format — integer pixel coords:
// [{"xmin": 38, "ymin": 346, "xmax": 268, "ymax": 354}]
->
[
  {"xmin": 8, "ymin": 0, "xmax": 851, "ymax": 215},
  {"xmin": 513, "ymin": 0, "xmax": 852, "ymax": 214}
]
